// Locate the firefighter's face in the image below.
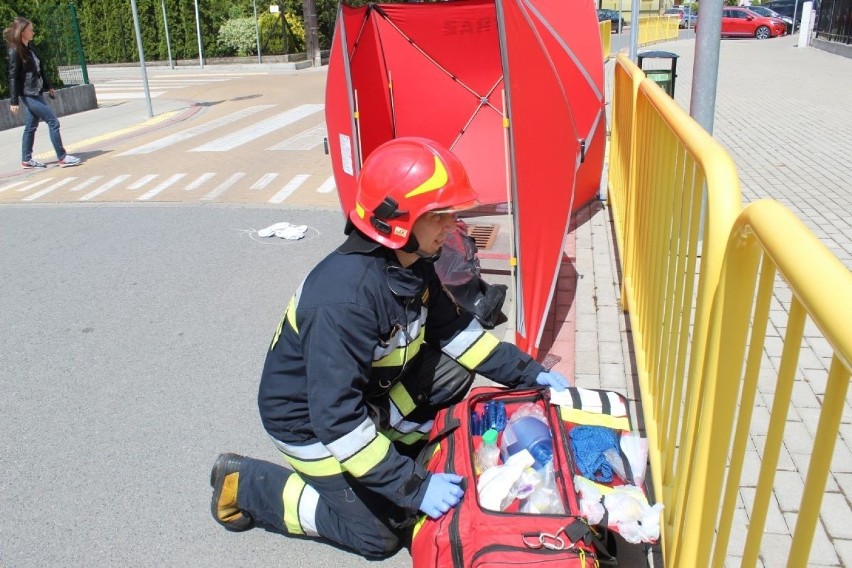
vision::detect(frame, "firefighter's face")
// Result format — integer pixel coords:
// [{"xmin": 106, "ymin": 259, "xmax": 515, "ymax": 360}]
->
[{"xmin": 412, "ymin": 211, "xmax": 457, "ymax": 256}]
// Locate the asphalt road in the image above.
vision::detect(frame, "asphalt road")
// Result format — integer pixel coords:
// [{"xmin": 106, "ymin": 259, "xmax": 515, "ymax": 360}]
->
[
  {"xmin": 0, "ymin": 204, "xmax": 411, "ymax": 567},
  {"xmin": 0, "ymin": 64, "xmax": 417, "ymax": 566}
]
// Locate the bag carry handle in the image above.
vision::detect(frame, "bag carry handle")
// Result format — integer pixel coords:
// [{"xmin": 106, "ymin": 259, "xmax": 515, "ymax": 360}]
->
[{"xmin": 415, "ymin": 415, "xmax": 461, "ymax": 468}]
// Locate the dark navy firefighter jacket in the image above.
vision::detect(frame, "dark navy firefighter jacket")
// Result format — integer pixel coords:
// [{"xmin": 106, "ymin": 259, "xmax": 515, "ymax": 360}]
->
[{"xmin": 258, "ymin": 229, "xmax": 545, "ymax": 513}]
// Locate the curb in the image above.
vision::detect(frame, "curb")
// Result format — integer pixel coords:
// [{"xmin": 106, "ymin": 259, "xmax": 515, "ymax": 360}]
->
[{"xmin": 0, "ymin": 102, "xmax": 202, "ymax": 180}]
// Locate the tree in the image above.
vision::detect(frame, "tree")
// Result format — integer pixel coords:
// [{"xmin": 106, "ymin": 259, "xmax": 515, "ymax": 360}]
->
[{"xmin": 217, "ymin": 17, "xmax": 256, "ymax": 56}]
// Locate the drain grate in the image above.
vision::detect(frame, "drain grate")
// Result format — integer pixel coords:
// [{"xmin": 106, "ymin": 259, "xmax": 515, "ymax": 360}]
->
[{"xmin": 467, "ymin": 224, "xmax": 499, "ymax": 250}]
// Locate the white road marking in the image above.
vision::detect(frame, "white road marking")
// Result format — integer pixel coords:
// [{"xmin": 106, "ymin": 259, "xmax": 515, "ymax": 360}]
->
[
  {"xmin": 268, "ymin": 174, "xmax": 310, "ymax": 204},
  {"xmin": 117, "ymin": 105, "xmax": 275, "ymax": 155},
  {"xmin": 137, "ymin": 173, "xmax": 187, "ymax": 201},
  {"xmin": 0, "ymin": 179, "xmax": 30, "ymax": 193},
  {"xmin": 16, "ymin": 178, "xmax": 54, "ymax": 192},
  {"xmin": 101, "ymin": 79, "xmax": 228, "ymax": 84},
  {"xmin": 128, "ymin": 174, "xmax": 158, "ymax": 190},
  {"xmin": 70, "ymin": 176, "xmax": 104, "ymax": 192},
  {"xmin": 97, "ymin": 92, "xmax": 166, "ymax": 100},
  {"xmin": 150, "ymin": 73, "xmax": 264, "ymax": 78},
  {"xmin": 316, "ymin": 176, "xmax": 336, "ymax": 194},
  {"xmin": 201, "ymin": 173, "xmax": 245, "ymax": 201},
  {"xmin": 185, "ymin": 172, "xmax": 216, "ymax": 191},
  {"xmin": 79, "ymin": 175, "xmax": 131, "ymax": 201},
  {"xmin": 268, "ymin": 124, "xmax": 327, "ymax": 151},
  {"xmin": 251, "ymin": 173, "xmax": 279, "ymax": 190},
  {"xmin": 22, "ymin": 177, "xmax": 77, "ymax": 201},
  {"xmin": 191, "ymin": 104, "xmax": 324, "ymax": 152}
]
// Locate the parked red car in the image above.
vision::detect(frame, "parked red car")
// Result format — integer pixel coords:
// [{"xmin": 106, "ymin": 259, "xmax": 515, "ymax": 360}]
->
[{"xmin": 720, "ymin": 6, "xmax": 787, "ymax": 38}]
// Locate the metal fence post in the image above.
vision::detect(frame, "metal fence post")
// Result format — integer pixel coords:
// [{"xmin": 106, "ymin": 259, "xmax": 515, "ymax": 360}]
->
[{"xmin": 68, "ymin": 1, "xmax": 89, "ymax": 84}]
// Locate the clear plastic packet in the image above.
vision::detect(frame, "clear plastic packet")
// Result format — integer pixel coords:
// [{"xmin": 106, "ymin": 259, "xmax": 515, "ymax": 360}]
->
[
  {"xmin": 620, "ymin": 432, "xmax": 648, "ymax": 488},
  {"xmin": 520, "ymin": 463, "xmax": 565, "ymax": 515},
  {"xmin": 508, "ymin": 402, "xmax": 547, "ymax": 424},
  {"xmin": 573, "ymin": 475, "xmax": 606, "ymax": 525},
  {"xmin": 477, "ymin": 450, "xmax": 535, "ymax": 512}
]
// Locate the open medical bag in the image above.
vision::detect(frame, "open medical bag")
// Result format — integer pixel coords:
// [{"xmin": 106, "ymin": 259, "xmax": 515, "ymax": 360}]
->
[{"xmin": 411, "ymin": 386, "xmax": 654, "ymax": 568}]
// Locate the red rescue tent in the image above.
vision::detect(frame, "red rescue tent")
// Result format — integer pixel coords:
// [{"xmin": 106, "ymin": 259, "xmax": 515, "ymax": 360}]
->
[{"xmin": 325, "ymin": 0, "xmax": 605, "ymax": 357}]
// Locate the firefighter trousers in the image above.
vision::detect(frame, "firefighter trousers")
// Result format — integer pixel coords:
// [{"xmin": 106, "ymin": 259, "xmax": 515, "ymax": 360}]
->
[{"xmin": 236, "ymin": 346, "xmax": 474, "ymax": 558}]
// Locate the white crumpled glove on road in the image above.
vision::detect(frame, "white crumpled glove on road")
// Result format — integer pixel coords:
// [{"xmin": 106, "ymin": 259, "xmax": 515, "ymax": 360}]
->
[{"xmin": 258, "ymin": 222, "xmax": 308, "ymax": 240}]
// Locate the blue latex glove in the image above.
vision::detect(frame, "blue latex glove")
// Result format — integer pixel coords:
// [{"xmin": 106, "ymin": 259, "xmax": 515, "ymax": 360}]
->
[
  {"xmin": 536, "ymin": 370, "xmax": 569, "ymax": 391},
  {"xmin": 419, "ymin": 473, "xmax": 465, "ymax": 519}
]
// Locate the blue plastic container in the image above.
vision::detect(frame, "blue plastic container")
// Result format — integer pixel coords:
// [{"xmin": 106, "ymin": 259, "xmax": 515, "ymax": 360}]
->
[{"xmin": 501, "ymin": 416, "xmax": 553, "ymax": 468}]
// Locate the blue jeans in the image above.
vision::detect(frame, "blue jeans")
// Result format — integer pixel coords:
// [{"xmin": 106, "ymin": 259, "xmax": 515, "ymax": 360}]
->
[{"xmin": 20, "ymin": 94, "xmax": 66, "ymax": 162}]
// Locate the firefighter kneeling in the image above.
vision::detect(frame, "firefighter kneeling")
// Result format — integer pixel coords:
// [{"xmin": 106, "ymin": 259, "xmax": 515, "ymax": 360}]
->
[{"xmin": 210, "ymin": 137, "xmax": 569, "ymax": 558}]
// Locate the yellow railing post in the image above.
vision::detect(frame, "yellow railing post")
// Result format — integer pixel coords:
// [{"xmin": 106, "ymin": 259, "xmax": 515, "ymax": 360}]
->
[
  {"xmin": 599, "ymin": 20, "xmax": 612, "ymax": 59},
  {"xmin": 607, "ymin": 55, "xmax": 645, "ymax": 311}
]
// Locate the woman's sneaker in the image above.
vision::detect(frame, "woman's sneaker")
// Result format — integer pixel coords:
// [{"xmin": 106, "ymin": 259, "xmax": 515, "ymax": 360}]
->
[
  {"xmin": 21, "ymin": 159, "xmax": 46, "ymax": 169},
  {"xmin": 59, "ymin": 155, "xmax": 81, "ymax": 168}
]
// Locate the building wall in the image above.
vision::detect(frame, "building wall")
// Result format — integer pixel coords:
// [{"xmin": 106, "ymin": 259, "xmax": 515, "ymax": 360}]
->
[{"xmin": 600, "ymin": 0, "xmax": 671, "ymax": 20}]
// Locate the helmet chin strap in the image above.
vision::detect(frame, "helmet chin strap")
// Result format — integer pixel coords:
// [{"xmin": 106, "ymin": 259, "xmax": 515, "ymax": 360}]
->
[
  {"xmin": 415, "ymin": 248, "xmax": 442, "ymax": 262},
  {"xmin": 401, "ymin": 235, "xmax": 441, "ymax": 262},
  {"xmin": 401, "ymin": 235, "xmax": 420, "ymax": 253}
]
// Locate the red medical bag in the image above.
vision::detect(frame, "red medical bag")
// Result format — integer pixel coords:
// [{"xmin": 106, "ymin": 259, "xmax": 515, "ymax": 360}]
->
[{"xmin": 411, "ymin": 386, "xmax": 626, "ymax": 568}]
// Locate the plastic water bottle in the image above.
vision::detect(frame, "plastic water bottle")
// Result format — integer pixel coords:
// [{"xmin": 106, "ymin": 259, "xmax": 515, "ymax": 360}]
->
[{"xmin": 474, "ymin": 429, "xmax": 501, "ymax": 474}]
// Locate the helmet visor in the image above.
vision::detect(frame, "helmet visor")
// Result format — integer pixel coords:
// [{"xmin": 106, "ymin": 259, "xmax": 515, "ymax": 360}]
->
[{"xmin": 428, "ymin": 197, "xmax": 480, "ymax": 215}]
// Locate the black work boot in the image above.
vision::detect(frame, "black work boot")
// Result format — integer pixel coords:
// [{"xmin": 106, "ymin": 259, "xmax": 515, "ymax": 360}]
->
[{"xmin": 210, "ymin": 453, "xmax": 255, "ymax": 532}]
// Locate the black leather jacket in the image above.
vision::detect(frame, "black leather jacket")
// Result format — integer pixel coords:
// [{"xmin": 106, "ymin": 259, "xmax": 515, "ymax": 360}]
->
[{"xmin": 7, "ymin": 44, "xmax": 52, "ymax": 106}]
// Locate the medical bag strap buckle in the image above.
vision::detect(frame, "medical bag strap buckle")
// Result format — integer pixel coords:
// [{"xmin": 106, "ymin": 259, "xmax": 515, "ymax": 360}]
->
[
  {"xmin": 564, "ymin": 516, "xmax": 618, "ymax": 565},
  {"xmin": 522, "ymin": 528, "xmax": 566, "ymax": 551}
]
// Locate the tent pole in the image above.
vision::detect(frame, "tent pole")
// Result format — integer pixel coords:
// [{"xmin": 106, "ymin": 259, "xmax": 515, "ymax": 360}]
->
[
  {"xmin": 353, "ymin": 89, "xmax": 364, "ymax": 168},
  {"xmin": 501, "ymin": 88, "xmax": 519, "ymax": 342},
  {"xmin": 388, "ymin": 71, "xmax": 397, "ymax": 138}
]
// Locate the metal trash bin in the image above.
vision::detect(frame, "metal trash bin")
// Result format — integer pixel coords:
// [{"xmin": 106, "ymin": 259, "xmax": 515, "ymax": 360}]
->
[{"xmin": 637, "ymin": 50, "xmax": 679, "ymax": 97}]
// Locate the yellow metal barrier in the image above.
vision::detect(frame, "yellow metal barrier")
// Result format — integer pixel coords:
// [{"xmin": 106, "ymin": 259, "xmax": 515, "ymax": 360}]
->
[
  {"xmin": 674, "ymin": 200, "xmax": 852, "ymax": 566},
  {"xmin": 607, "ymin": 54, "xmax": 644, "ymax": 273},
  {"xmin": 607, "ymin": 48, "xmax": 852, "ymax": 567},
  {"xmin": 616, "ymin": 73, "xmax": 744, "ymax": 560},
  {"xmin": 637, "ymin": 15, "xmax": 680, "ymax": 45},
  {"xmin": 599, "ymin": 20, "xmax": 612, "ymax": 60}
]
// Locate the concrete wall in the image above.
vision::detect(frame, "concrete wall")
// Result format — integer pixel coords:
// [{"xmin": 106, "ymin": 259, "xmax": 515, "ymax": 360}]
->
[
  {"xmin": 812, "ymin": 37, "xmax": 852, "ymax": 59},
  {"xmin": 0, "ymin": 84, "xmax": 98, "ymax": 131}
]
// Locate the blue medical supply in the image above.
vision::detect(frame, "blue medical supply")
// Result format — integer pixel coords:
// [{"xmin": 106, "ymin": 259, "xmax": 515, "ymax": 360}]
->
[
  {"xmin": 569, "ymin": 425, "xmax": 619, "ymax": 483},
  {"xmin": 501, "ymin": 415, "xmax": 553, "ymax": 469},
  {"xmin": 485, "ymin": 401, "xmax": 498, "ymax": 431},
  {"xmin": 494, "ymin": 401, "xmax": 507, "ymax": 431},
  {"xmin": 470, "ymin": 411, "xmax": 483, "ymax": 435}
]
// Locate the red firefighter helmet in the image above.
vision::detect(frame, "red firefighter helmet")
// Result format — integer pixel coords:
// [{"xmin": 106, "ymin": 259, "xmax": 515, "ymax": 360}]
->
[{"xmin": 349, "ymin": 137, "xmax": 479, "ymax": 249}]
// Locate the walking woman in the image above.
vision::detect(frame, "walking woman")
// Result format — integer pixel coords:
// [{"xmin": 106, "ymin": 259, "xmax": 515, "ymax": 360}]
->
[{"xmin": 4, "ymin": 17, "xmax": 80, "ymax": 169}]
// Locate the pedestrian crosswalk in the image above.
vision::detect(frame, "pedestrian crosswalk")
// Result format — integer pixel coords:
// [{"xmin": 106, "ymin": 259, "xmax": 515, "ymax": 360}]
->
[
  {"xmin": 0, "ymin": 171, "xmax": 338, "ymax": 204},
  {"xmin": 94, "ymin": 73, "xmax": 263, "ymax": 101},
  {"xmin": 190, "ymin": 104, "xmax": 324, "ymax": 152},
  {"xmin": 115, "ymin": 104, "xmax": 325, "ymax": 155},
  {"xmin": 5, "ymin": 99, "xmax": 340, "ymax": 206}
]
